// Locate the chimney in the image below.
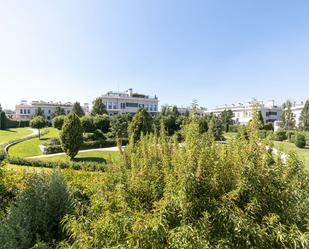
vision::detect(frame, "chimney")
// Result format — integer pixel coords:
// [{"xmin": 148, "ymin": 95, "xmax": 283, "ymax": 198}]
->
[{"xmin": 128, "ymin": 88, "xmax": 133, "ymax": 97}]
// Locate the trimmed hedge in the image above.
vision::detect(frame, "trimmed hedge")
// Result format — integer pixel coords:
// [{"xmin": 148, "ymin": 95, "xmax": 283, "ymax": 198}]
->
[
  {"xmin": 7, "ymin": 157, "xmax": 106, "ymax": 171},
  {"xmin": 273, "ymin": 130, "xmax": 287, "ymax": 141},
  {"xmin": 6, "ymin": 118, "xmax": 30, "ymax": 128}
]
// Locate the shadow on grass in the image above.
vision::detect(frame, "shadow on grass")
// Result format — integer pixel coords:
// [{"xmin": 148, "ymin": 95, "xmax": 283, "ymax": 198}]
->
[
  {"xmin": 5, "ymin": 129, "xmax": 17, "ymax": 133},
  {"xmin": 73, "ymin": 157, "xmax": 107, "ymax": 163}
]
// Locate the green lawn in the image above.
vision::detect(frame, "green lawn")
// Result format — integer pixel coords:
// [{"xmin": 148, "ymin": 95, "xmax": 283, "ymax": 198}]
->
[
  {"xmin": 273, "ymin": 141, "xmax": 309, "ymax": 169},
  {"xmin": 37, "ymin": 150, "xmax": 120, "ymax": 163},
  {"xmin": 8, "ymin": 128, "xmax": 59, "ymax": 158},
  {"xmin": 0, "ymin": 128, "xmax": 33, "ymax": 143}
]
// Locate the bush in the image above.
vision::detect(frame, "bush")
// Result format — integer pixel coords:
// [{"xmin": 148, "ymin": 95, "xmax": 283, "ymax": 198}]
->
[
  {"xmin": 295, "ymin": 133, "xmax": 306, "ymax": 148},
  {"xmin": 286, "ymin": 131, "xmax": 295, "ymax": 143},
  {"xmin": 0, "ymin": 111, "xmax": 6, "ymax": 130},
  {"xmin": 6, "ymin": 118, "xmax": 30, "ymax": 128},
  {"xmin": 7, "ymin": 157, "xmax": 106, "ymax": 171},
  {"xmin": 93, "ymin": 114, "xmax": 110, "ymax": 133},
  {"xmin": 228, "ymin": 124, "xmax": 239, "ymax": 132},
  {"xmin": 83, "ymin": 130, "xmax": 106, "ymax": 141},
  {"xmin": 273, "ymin": 130, "xmax": 287, "ymax": 141},
  {"xmin": 43, "ymin": 145, "xmax": 63, "ymax": 155},
  {"xmin": 0, "ymin": 171, "xmax": 73, "ymax": 248},
  {"xmin": 52, "ymin": 115, "xmax": 65, "ymax": 130},
  {"xmin": 42, "ymin": 138, "xmax": 61, "ymax": 146},
  {"xmin": 80, "ymin": 116, "xmax": 96, "ymax": 133},
  {"xmin": 263, "ymin": 122, "xmax": 274, "ymax": 131}
]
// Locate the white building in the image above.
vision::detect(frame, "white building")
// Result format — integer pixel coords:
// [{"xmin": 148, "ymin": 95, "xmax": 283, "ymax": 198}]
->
[
  {"xmin": 15, "ymin": 100, "xmax": 88, "ymax": 124},
  {"xmin": 290, "ymin": 102, "xmax": 305, "ymax": 127},
  {"xmin": 206, "ymin": 100, "xmax": 282, "ymax": 125},
  {"xmin": 174, "ymin": 106, "xmax": 206, "ymax": 116},
  {"xmin": 101, "ymin": 88, "xmax": 159, "ymax": 115}
]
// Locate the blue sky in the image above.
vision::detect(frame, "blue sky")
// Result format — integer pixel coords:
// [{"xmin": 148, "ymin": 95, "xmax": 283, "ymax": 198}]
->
[{"xmin": 0, "ymin": 0, "xmax": 309, "ymax": 109}]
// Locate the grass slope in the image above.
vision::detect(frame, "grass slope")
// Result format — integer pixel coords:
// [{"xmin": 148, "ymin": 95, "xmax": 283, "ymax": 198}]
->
[
  {"xmin": 273, "ymin": 141, "xmax": 309, "ymax": 169},
  {"xmin": 0, "ymin": 128, "xmax": 32, "ymax": 143},
  {"xmin": 8, "ymin": 128, "xmax": 59, "ymax": 158}
]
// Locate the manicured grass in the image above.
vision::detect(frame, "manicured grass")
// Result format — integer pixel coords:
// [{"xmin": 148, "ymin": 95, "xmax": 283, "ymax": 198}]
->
[
  {"xmin": 224, "ymin": 132, "xmax": 238, "ymax": 140},
  {"xmin": 8, "ymin": 128, "xmax": 59, "ymax": 158},
  {"xmin": 0, "ymin": 128, "xmax": 33, "ymax": 143},
  {"xmin": 273, "ymin": 141, "xmax": 309, "ymax": 169},
  {"xmin": 37, "ymin": 150, "xmax": 120, "ymax": 163}
]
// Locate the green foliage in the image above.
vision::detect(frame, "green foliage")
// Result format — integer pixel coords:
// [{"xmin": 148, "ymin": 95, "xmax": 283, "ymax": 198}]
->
[
  {"xmin": 229, "ymin": 124, "xmax": 239, "ymax": 132},
  {"xmin": 220, "ymin": 109, "xmax": 234, "ymax": 132},
  {"xmin": 60, "ymin": 112, "xmax": 83, "ymax": 160},
  {"xmin": 71, "ymin": 102, "xmax": 85, "ymax": 117},
  {"xmin": 52, "ymin": 106, "xmax": 66, "ymax": 118},
  {"xmin": 280, "ymin": 100, "xmax": 295, "ymax": 129},
  {"xmin": 0, "ymin": 111, "xmax": 7, "ymax": 130},
  {"xmin": 273, "ymin": 130, "xmax": 287, "ymax": 141},
  {"xmin": 0, "ymin": 171, "xmax": 73, "ymax": 249},
  {"xmin": 128, "ymin": 109, "xmax": 153, "ymax": 141},
  {"xmin": 30, "ymin": 116, "xmax": 47, "ymax": 139},
  {"xmin": 91, "ymin": 97, "xmax": 107, "ymax": 116},
  {"xmin": 263, "ymin": 122, "xmax": 274, "ymax": 131},
  {"xmin": 93, "ymin": 114, "xmax": 110, "ymax": 133},
  {"xmin": 80, "ymin": 115, "xmax": 96, "ymax": 133},
  {"xmin": 295, "ymin": 133, "xmax": 306, "ymax": 148},
  {"xmin": 299, "ymin": 100, "xmax": 309, "ymax": 131},
  {"xmin": 34, "ymin": 107, "xmax": 44, "ymax": 117},
  {"xmin": 6, "ymin": 119, "xmax": 29, "ymax": 128},
  {"xmin": 52, "ymin": 115, "xmax": 65, "ymax": 130},
  {"xmin": 61, "ymin": 117, "xmax": 309, "ymax": 248}
]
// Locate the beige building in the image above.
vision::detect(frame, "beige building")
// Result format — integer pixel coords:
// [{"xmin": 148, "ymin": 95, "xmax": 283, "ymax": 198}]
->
[
  {"xmin": 15, "ymin": 100, "xmax": 88, "ymax": 124},
  {"xmin": 101, "ymin": 88, "xmax": 159, "ymax": 115}
]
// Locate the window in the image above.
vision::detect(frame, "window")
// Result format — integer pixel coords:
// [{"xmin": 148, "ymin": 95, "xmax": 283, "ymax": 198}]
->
[
  {"xmin": 24, "ymin": 109, "xmax": 27, "ymax": 114},
  {"xmin": 48, "ymin": 110, "xmax": 51, "ymax": 114},
  {"xmin": 108, "ymin": 102, "xmax": 113, "ymax": 109},
  {"xmin": 149, "ymin": 104, "xmax": 153, "ymax": 111},
  {"xmin": 121, "ymin": 103, "xmax": 126, "ymax": 109},
  {"xmin": 145, "ymin": 104, "xmax": 149, "ymax": 111},
  {"xmin": 266, "ymin": 111, "xmax": 277, "ymax": 117},
  {"xmin": 20, "ymin": 109, "xmax": 22, "ymax": 114},
  {"xmin": 28, "ymin": 109, "xmax": 30, "ymax": 114},
  {"xmin": 154, "ymin": 105, "xmax": 157, "ymax": 112},
  {"xmin": 126, "ymin": 102, "xmax": 138, "ymax": 108},
  {"xmin": 139, "ymin": 104, "xmax": 144, "ymax": 108},
  {"xmin": 113, "ymin": 102, "xmax": 118, "ymax": 109}
]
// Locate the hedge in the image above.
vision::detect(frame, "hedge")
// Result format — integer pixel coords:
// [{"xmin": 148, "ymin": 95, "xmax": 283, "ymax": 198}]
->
[
  {"xmin": 6, "ymin": 118, "xmax": 30, "ymax": 128},
  {"xmin": 7, "ymin": 157, "xmax": 106, "ymax": 172}
]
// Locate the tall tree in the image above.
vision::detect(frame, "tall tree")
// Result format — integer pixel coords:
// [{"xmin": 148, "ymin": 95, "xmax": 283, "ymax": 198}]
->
[
  {"xmin": 0, "ymin": 111, "xmax": 6, "ymax": 130},
  {"xmin": 299, "ymin": 100, "xmax": 309, "ymax": 131},
  {"xmin": 128, "ymin": 109, "xmax": 153, "ymax": 141},
  {"xmin": 30, "ymin": 116, "xmax": 47, "ymax": 139},
  {"xmin": 71, "ymin": 102, "xmax": 85, "ymax": 117},
  {"xmin": 220, "ymin": 109, "xmax": 234, "ymax": 132},
  {"xmin": 91, "ymin": 97, "xmax": 107, "ymax": 116},
  {"xmin": 34, "ymin": 107, "xmax": 44, "ymax": 117},
  {"xmin": 280, "ymin": 100, "xmax": 295, "ymax": 129},
  {"xmin": 60, "ymin": 112, "xmax": 83, "ymax": 160},
  {"xmin": 110, "ymin": 114, "xmax": 131, "ymax": 140},
  {"xmin": 52, "ymin": 106, "xmax": 66, "ymax": 118}
]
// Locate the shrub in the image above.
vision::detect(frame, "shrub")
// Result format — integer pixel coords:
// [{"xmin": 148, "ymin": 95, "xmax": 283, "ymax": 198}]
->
[
  {"xmin": 0, "ymin": 111, "xmax": 6, "ymax": 130},
  {"xmin": 0, "ymin": 171, "xmax": 73, "ymax": 248},
  {"xmin": 7, "ymin": 157, "xmax": 105, "ymax": 171},
  {"xmin": 93, "ymin": 114, "xmax": 110, "ymax": 133},
  {"xmin": 295, "ymin": 133, "xmax": 306, "ymax": 148},
  {"xmin": 52, "ymin": 115, "xmax": 65, "ymax": 130},
  {"xmin": 273, "ymin": 130, "xmax": 287, "ymax": 141},
  {"xmin": 5, "ymin": 118, "xmax": 30, "ymax": 128},
  {"xmin": 43, "ymin": 145, "xmax": 63, "ymax": 155},
  {"xmin": 80, "ymin": 116, "xmax": 96, "ymax": 133},
  {"xmin": 286, "ymin": 131, "xmax": 295, "ymax": 143},
  {"xmin": 263, "ymin": 122, "xmax": 274, "ymax": 131},
  {"xmin": 228, "ymin": 124, "xmax": 239, "ymax": 132},
  {"xmin": 42, "ymin": 138, "xmax": 61, "ymax": 146}
]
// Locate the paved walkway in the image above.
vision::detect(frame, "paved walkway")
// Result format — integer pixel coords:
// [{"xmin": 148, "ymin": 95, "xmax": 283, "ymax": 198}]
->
[{"xmin": 27, "ymin": 146, "xmax": 124, "ymax": 159}]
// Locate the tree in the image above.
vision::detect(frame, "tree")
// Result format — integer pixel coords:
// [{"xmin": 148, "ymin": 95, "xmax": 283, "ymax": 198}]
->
[
  {"xmin": 280, "ymin": 100, "xmax": 295, "ymax": 130},
  {"xmin": 220, "ymin": 109, "xmax": 234, "ymax": 132},
  {"xmin": 34, "ymin": 107, "xmax": 44, "ymax": 117},
  {"xmin": 0, "ymin": 104, "xmax": 2, "ymax": 112},
  {"xmin": 295, "ymin": 133, "xmax": 306, "ymax": 148},
  {"xmin": 60, "ymin": 112, "xmax": 83, "ymax": 160},
  {"xmin": 52, "ymin": 106, "xmax": 66, "ymax": 118},
  {"xmin": 128, "ymin": 109, "xmax": 153, "ymax": 141},
  {"xmin": 52, "ymin": 115, "xmax": 65, "ymax": 130},
  {"xmin": 71, "ymin": 102, "xmax": 85, "ymax": 117},
  {"xmin": 80, "ymin": 116, "xmax": 96, "ymax": 133},
  {"xmin": 93, "ymin": 114, "xmax": 110, "ymax": 133},
  {"xmin": 110, "ymin": 114, "xmax": 131, "ymax": 140},
  {"xmin": 30, "ymin": 116, "xmax": 47, "ymax": 139},
  {"xmin": 299, "ymin": 100, "xmax": 309, "ymax": 131},
  {"xmin": 91, "ymin": 97, "xmax": 107, "ymax": 116},
  {"xmin": 0, "ymin": 111, "xmax": 6, "ymax": 130}
]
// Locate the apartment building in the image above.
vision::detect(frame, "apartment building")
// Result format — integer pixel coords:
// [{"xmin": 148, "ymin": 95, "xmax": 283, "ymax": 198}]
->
[
  {"xmin": 15, "ymin": 100, "xmax": 88, "ymax": 124},
  {"xmin": 291, "ymin": 101, "xmax": 305, "ymax": 127},
  {"xmin": 101, "ymin": 88, "xmax": 159, "ymax": 115},
  {"xmin": 174, "ymin": 106, "xmax": 206, "ymax": 116},
  {"xmin": 206, "ymin": 100, "xmax": 282, "ymax": 125}
]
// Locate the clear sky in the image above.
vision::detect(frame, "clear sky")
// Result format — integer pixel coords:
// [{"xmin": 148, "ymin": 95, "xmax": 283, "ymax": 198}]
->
[{"xmin": 0, "ymin": 0, "xmax": 309, "ymax": 110}]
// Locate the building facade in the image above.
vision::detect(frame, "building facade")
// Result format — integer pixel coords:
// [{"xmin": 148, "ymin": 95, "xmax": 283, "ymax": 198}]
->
[
  {"xmin": 206, "ymin": 100, "xmax": 282, "ymax": 125},
  {"xmin": 291, "ymin": 102, "xmax": 305, "ymax": 127},
  {"xmin": 101, "ymin": 89, "xmax": 159, "ymax": 115},
  {"xmin": 15, "ymin": 101, "xmax": 88, "ymax": 124}
]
